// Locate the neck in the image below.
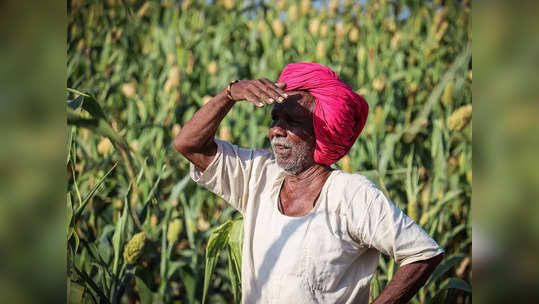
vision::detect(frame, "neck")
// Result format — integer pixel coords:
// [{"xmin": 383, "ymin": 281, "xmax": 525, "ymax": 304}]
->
[{"xmin": 285, "ymin": 163, "xmax": 332, "ymax": 186}]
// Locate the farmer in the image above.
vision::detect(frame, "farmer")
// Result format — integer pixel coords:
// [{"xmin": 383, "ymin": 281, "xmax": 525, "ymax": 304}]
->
[{"xmin": 174, "ymin": 63, "xmax": 444, "ymax": 303}]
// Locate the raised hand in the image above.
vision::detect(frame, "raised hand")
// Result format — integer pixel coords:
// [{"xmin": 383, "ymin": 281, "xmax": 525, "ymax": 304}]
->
[{"xmin": 229, "ymin": 78, "xmax": 288, "ymax": 107}]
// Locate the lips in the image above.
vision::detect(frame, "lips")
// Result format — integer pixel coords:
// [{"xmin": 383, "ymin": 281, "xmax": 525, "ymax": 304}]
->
[{"xmin": 272, "ymin": 144, "xmax": 290, "ymax": 155}]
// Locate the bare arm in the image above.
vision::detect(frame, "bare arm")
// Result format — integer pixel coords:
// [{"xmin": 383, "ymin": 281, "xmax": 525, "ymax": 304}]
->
[
  {"xmin": 173, "ymin": 89, "xmax": 234, "ymax": 171},
  {"xmin": 173, "ymin": 79, "xmax": 287, "ymax": 171},
  {"xmin": 372, "ymin": 253, "xmax": 444, "ymax": 304}
]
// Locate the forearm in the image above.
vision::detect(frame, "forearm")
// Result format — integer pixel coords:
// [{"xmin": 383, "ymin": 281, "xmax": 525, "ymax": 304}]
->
[
  {"xmin": 372, "ymin": 253, "xmax": 443, "ymax": 304},
  {"xmin": 174, "ymin": 89, "xmax": 235, "ymax": 169}
]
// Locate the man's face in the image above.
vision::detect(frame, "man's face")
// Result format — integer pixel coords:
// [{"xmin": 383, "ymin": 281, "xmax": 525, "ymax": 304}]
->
[{"xmin": 269, "ymin": 91, "xmax": 316, "ymax": 175}]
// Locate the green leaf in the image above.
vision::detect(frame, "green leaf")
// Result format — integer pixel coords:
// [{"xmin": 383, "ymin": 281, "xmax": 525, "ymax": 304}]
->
[
  {"xmin": 99, "ymin": 224, "xmax": 117, "ymax": 242},
  {"xmin": 86, "ymin": 241, "xmax": 114, "ymax": 275},
  {"xmin": 68, "ymin": 279, "xmax": 85, "ymax": 304},
  {"xmin": 444, "ymin": 277, "xmax": 472, "ymax": 293},
  {"xmin": 138, "ymin": 166, "xmax": 165, "ymax": 223},
  {"xmin": 97, "ymin": 240, "xmax": 114, "ymax": 267},
  {"xmin": 73, "ymin": 229, "xmax": 80, "ymax": 255},
  {"xmin": 387, "ymin": 258, "xmax": 395, "ymax": 282},
  {"xmin": 66, "ymin": 91, "xmax": 131, "ymax": 162},
  {"xmin": 67, "ymin": 193, "xmax": 73, "ymax": 236},
  {"xmin": 440, "ymin": 224, "xmax": 466, "ymax": 247},
  {"xmin": 202, "ymin": 220, "xmax": 233, "ymax": 304},
  {"xmin": 135, "ymin": 165, "xmax": 145, "ymax": 186},
  {"xmin": 427, "ymin": 253, "xmax": 466, "ymax": 286},
  {"xmin": 169, "ymin": 175, "xmax": 191, "ymax": 203},
  {"xmin": 112, "ymin": 195, "xmax": 129, "ymax": 276},
  {"xmin": 75, "ymin": 162, "xmax": 118, "ymax": 220},
  {"xmin": 67, "ymin": 95, "xmax": 84, "ymax": 110},
  {"xmin": 426, "ymin": 288, "xmax": 446, "ymax": 304},
  {"xmin": 419, "ymin": 190, "xmax": 462, "ymax": 226},
  {"xmin": 167, "ymin": 261, "xmax": 186, "ymax": 280},
  {"xmin": 228, "ymin": 218, "xmax": 243, "ymax": 272},
  {"xmin": 426, "ymin": 277, "xmax": 471, "ymax": 304},
  {"xmin": 227, "ymin": 247, "xmax": 240, "ymax": 304},
  {"xmin": 77, "ymin": 91, "xmax": 107, "ymax": 120},
  {"xmin": 67, "ymin": 125, "xmax": 75, "ymax": 165},
  {"xmin": 67, "ymin": 87, "xmax": 92, "ymax": 98},
  {"xmin": 159, "ymin": 190, "xmax": 177, "ymax": 293},
  {"xmin": 72, "ymin": 265, "xmax": 111, "ymax": 304},
  {"xmin": 135, "ymin": 276, "xmax": 154, "ymax": 304},
  {"xmin": 378, "ymin": 133, "xmax": 402, "ymax": 176},
  {"xmin": 67, "ymin": 192, "xmax": 80, "ymax": 253},
  {"xmin": 227, "ymin": 218, "xmax": 244, "ymax": 303},
  {"xmin": 69, "ymin": 138, "xmax": 82, "ymax": 207},
  {"xmin": 178, "ymin": 268, "xmax": 196, "ymax": 304},
  {"xmin": 373, "ymin": 270, "xmax": 382, "ymax": 299}
]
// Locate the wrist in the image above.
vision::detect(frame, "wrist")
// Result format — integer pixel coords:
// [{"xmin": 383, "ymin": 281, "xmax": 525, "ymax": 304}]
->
[
  {"xmin": 215, "ymin": 89, "xmax": 236, "ymax": 105},
  {"xmin": 226, "ymin": 79, "xmax": 240, "ymax": 101}
]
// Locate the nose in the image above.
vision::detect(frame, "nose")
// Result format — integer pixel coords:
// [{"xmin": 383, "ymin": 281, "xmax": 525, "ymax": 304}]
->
[{"xmin": 269, "ymin": 120, "xmax": 287, "ymax": 140}]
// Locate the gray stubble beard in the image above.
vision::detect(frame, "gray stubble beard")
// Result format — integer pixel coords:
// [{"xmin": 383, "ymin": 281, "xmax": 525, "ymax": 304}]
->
[{"xmin": 271, "ymin": 137, "xmax": 314, "ymax": 175}]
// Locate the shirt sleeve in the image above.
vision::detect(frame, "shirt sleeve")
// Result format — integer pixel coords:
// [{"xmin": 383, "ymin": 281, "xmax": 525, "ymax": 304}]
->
[
  {"xmin": 189, "ymin": 138, "xmax": 273, "ymax": 214},
  {"xmin": 352, "ymin": 187, "xmax": 444, "ymax": 266}
]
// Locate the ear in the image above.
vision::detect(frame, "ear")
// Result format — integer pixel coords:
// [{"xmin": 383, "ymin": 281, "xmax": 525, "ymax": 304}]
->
[{"xmin": 305, "ymin": 93, "xmax": 316, "ymax": 113}]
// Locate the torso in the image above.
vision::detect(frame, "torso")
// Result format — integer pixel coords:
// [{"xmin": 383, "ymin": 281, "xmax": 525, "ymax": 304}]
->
[{"xmin": 243, "ymin": 168, "xmax": 379, "ymax": 304}]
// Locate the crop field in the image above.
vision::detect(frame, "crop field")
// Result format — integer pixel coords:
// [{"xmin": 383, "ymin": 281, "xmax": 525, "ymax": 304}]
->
[{"xmin": 67, "ymin": 0, "xmax": 471, "ymax": 303}]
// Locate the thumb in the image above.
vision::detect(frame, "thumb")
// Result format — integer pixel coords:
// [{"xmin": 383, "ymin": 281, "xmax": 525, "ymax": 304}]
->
[{"xmin": 275, "ymin": 82, "xmax": 286, "ymax": 88}]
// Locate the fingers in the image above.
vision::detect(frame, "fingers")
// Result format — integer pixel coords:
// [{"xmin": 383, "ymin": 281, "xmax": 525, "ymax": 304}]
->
[
  {"xmin": 250, "ymin": 83, "xmax": 276, "ymax": 104},
  {"xmin": 251, "ymin": 84, "xmax": 277, "ymax": 104},
  {"xmin": 233, "ymin": 78, "xmax": 289, "ymax": 107},
  {"xmin": 243, "ymin": 89, "xmax": 264, "ymax": 108},
  {"xmin": 259, "ymin": 78, "xmax": 288, "ymax": 103}
]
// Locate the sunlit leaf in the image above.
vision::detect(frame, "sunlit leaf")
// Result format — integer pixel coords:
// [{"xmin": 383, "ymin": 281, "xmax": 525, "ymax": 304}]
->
[{"xmin": 202, "ymin": 220, "xmax": 233, "ymax": 304}]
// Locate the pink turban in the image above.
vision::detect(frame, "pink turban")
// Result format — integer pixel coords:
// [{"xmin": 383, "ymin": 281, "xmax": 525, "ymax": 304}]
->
[{"xmin": 277, "ymin": 63, "xmax": 369, "ymax": 166}]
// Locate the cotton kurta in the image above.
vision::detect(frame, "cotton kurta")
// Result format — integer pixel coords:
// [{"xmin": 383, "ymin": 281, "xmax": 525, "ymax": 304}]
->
[{"xmin": 190, "ymin": 139, "xmax": 444, "ymax": 304}]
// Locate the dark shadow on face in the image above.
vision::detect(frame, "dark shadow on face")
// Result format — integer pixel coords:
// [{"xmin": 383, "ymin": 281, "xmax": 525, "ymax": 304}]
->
[
  {"xmin": 268, "ymin": 91, "xmax": 318, "ymax": 173},
  {"xmin": 269, "ymin": 91, "xmax": 316, "ymax": 144}
]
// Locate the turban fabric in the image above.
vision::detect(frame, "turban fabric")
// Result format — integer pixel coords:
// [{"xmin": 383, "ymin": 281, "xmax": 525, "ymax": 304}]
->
[{"xmin": 277, "ymin": 63, "xmax": 369, "ymax": 166}]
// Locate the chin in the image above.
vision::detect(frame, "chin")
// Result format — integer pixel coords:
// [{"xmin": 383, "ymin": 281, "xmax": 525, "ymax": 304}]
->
[
  {"xmin": 274, "ymin": 153, "xmax": 289, "ymax": 164},
  {"xmin": 276, "ymin": 160, "xmax": 304, "ymax": 175}
]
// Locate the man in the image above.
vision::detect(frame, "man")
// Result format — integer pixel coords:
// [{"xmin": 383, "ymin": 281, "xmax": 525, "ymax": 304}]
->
[{"xmin": 174, "ymin": 63, "xmax": 444, "ymax": 303}]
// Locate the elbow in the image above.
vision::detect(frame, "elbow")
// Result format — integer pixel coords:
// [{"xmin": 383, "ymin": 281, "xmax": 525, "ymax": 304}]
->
[
  {"xmin": 174, "ymin": 132, "xmax": 206, "ymax": 156},
  {"xmin": 430, "ymin": 252, "xmax": 444, "ymax": 268},
  {"xmin": 437, "ymin": 252, "xmax": 445, "ymax": 263},
  {"xmin": 173, "ymin": 134, "xmax": 189, "ymax": 155},
  {"xmin": 435, "ymin": 251, "xmax": 445, "ymax": 261},
  {"xmin": 174, "ymin": 130, "xmax": 214, "ymax": 157}
]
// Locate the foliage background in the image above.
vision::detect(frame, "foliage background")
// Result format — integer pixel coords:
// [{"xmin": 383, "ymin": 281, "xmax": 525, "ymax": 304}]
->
[{"xmin": 67, "ymin": 0, "xmax": 472, "ymax": 303}]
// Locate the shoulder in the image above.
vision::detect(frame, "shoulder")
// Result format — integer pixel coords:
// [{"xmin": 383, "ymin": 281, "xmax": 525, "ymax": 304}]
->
[
  {"xmin": 328, "ymin": 170, "xmax": 384, "ymax": 210},
  {"xmin": 214, "ymin": 138, "xmax": 280, "ymax": 172},
  {"xmin": 215, "ymin": 138, "xmax": 274, "ymax": 160},
  {"xmin": 330, "ymin": 171, "xmax": 381, "ymax": 198}
]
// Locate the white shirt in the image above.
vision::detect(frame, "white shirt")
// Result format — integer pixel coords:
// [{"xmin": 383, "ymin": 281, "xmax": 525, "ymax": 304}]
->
[{"xmin": 190, "ymin": 139, "xmax": 444, "ymax": 304}]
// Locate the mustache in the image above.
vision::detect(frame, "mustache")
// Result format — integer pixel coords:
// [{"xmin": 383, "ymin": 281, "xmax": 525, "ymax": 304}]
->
[{"xmin": 271, "ymin": 138, "xmax": 292, "ymax": 148}]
